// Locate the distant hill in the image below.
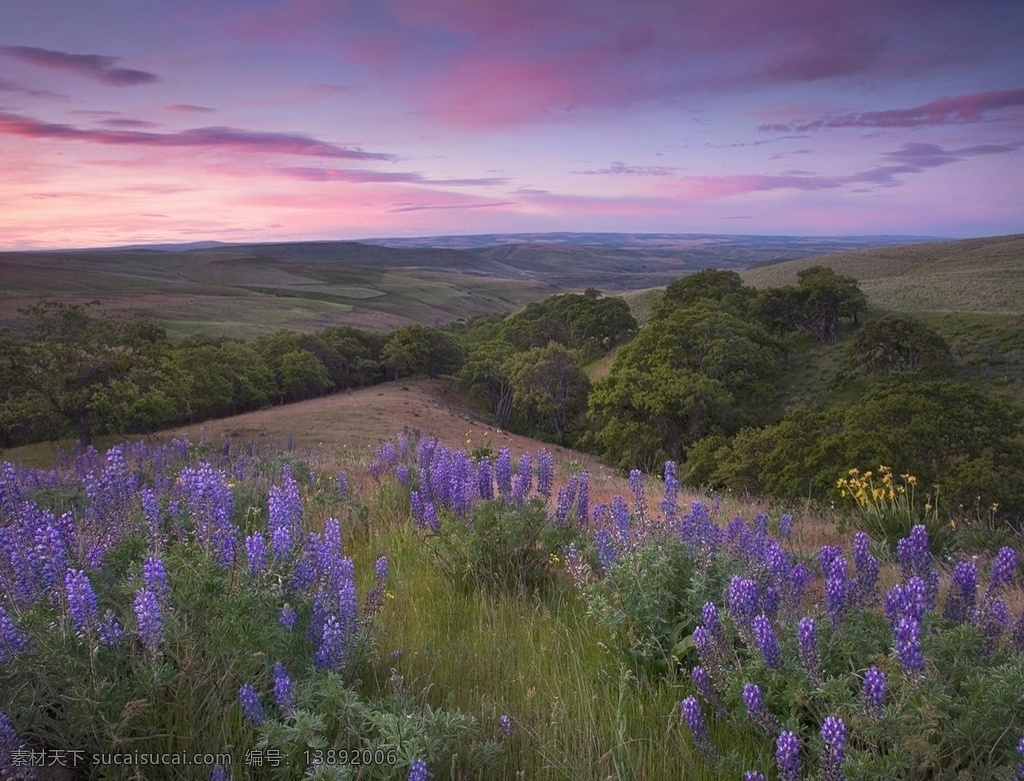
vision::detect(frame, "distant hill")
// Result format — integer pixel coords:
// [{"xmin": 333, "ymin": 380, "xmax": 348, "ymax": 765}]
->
[
  {"xmin": 0, "ymin": 232, "xmax": 955, "ymax": 338},
  {"xmin": 740, "ymin": 233, "xmax": 1024, "ymax": 315}
]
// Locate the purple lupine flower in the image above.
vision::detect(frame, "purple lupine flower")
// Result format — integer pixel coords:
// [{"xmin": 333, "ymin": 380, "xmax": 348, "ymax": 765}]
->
[
  {"xmin": 98, "ymin": 610, "xmax": 123, "ymax": 648},
  {"xmin": 753, "ymin": 615, "xmax": 782, "ymax": 669},
  {"xmin": 692, "ymin": 666, "xmax": 726, "ymax": 717},
  {"xmin": 778, "ymin": 513, "xmax": 794, "ymax": 538},
  {"xmin": 245, "ymin": 532, "xmax": 267, "ymax": 575},
  {"xmin": 975, "ymin": 596, "xmax": 1010, "ymax": 658},
  {"xmin": 745, "ymin": 773, "xmax": 766, "ymax": 781},
  {"xmin": 853, "ymin": 532, "xmax": 879, "ymax": 609},
  {"xmin": 944, "ymin": 561, "xmax": 978, "ymax": 623},
  {"xmin": 141, "ymin": 486, "xmax": 162, "ymax": 541},
  {"xmin": 611, "ymin": 495, "xmax": 630, "ymax": 537},
  {"xmin": 899, "ymin": 525, "xmax": 937, "ymax": 609},
  {"xmin": 819, "ymin": 545, "xmax": 843, "ymax": 577},
  {"xmin": 1011, "ymin": 609, "xmax": 1024, "ymax": 655},
  {"xmin": 476, "ymin": 458, "xmax": 494, "ymax": 501},
  {"xmin": 517, "ymin": 453, "xmax": 532, "ymax": 499},
  {"xmin": 862, "ymin": 666, "xmax": 886, "ymax": 716},
  {"xmin": 408, "ymin": 759, "xmax": 428, "ymax": 781},
  {"xmin": 423, "ymin": 502, "xmax": 439, "ymax": 534},
  {"xmin": 364, "ymin": 556, "xmax": 388, "ymax": 615},
  {"xmin": 495, "ymin": 447, "xmax": 513, "ymax": 497},
  {"xmin": 499, "ymin": 715, "xmax": 514, "ymax": 737},
  {"xmin": 273, "ymin": 661, "xmax": 294, "ymax": 715},
  {"xmin": 821, "ymin": 716, "xmax": 846, "ymax": 781},
  {"xmin": 210, "ymin": 765, "xmax": 229, "ymax": 781},
  {"xmin": 238, "ymin": 684, "xmax": 264, "ymax": 725},
  {"xmin": 825, "ymin": 556, "xmax": 847, "ymax": 626},
  {"xmin": 577, "ymin": 472, "xmax": 589, "ymax": 527},
  {"xmin": 797, "ymin": 617, "xmax": 819, "ymax": 684},
  {"xmin": 895, "ymin": 615, "xmax": 924, "ymax": 677},
  {"xmin": 338, "ymin": 576, "xmax": 359, "ymax": 646},
  {"xmin": 595, "ymin": 529, "xmax": 617, "ymax": 571},
  {"xmin": 336, "ymin": 472, "xmax": 348, "ymax": 500},
  {"xmin": 554, "ymin": 485, "xmax": 573, "ymax": 526},
  {"xmin": 680, "ymin": 696, "xmax": 717, "ymax": 759},
  {"xmin": 315, "ymin": 615, "xmax": 344, "ymax": 670},
  {"xmin": 661, "ymin": 461, "xmax": 679, "ymax": 518},
  {"xmin": 0, "ymin": 606, "xmax": 29, "ymax": 662},
  {"xmin": 142, "ymin": 556, "xmax": 169, "ymax": 604},
  {"xmin": 536, "ymin": 450, "xmax": 554, "ymax": 500},
  {"xmin": 629, "ymin": 469, "xmax": 648, "ymax": 521},
  {"xmin": 279, "ymin": 603, "xmax": 297, "ymax": 630},
  {"xmin": 65, "ymin": 569, "xmax": 100, "ymax": 633},
  {"xmin": 1016, "ymin": 735, "xmax": 1024, "ymax": 781},
  {"xmin": 776, "ymin": 730, "xmax": 800, "ymax": 781},
  {"xmin": 133, "ymin": 588, "xmax": 163, "ymax": 656},
  {"xmin": 729, "ymin": 577, "xmax": 760, "ymax": 627},
  {"xmin": 396, "ymin": 465, "xmax": 410, "ymax": 486},
  {"xmin": 990, "ymin": 547, "xmax": 1017, "ymax": 592},
  {"xmin": 742, "ymin": 683, "xmax": 779, "ymax": 736}
]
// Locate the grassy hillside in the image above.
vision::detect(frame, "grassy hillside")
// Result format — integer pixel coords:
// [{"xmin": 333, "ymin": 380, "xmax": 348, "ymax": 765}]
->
[
  {"xmin": 741, "ymin": 233, "xmax": 1024, "ymax": 315},
  {"xmin": 739, "ymin": 234, "xmax": 1024, "ymax": 406},
  {"xmin": 0, "ymin": 233, "xmax": 932, "ymax": 339}
]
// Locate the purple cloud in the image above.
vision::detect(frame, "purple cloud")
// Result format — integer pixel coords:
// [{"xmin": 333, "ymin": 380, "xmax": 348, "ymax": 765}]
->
[
  {"xmin": 761, "ymin": 87, "xmax": 1024, "ymax": 132},
  {"xmin": 386, "ymin": 201, "xmax": 513, "ymax": 212},
  {"xmin": 281, "ymin": 167, "xmax": 507, "ymax": 185},
  {"xmin": 0, "ymin": 110, "xmax": 394, "ymax": 160},
  {"xmin": 0, "ymin": 77, "xmax": 68, "ymax": 100},
  {"xmin": 574, "ymin": 162, "xmax": 679, "ymax": 176},
  {"xmin": 165, "ymin": 104, "xmax": 217, "ymax": 114},
  {"xmin": 0, "ymin": 46, "xmax": 158, "ymax": 86}
]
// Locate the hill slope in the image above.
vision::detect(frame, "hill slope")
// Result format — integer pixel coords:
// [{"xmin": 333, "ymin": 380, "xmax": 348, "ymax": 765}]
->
[{"xmin": 740, "ymin": 233, "xmax": 1024, "ymax": 315}]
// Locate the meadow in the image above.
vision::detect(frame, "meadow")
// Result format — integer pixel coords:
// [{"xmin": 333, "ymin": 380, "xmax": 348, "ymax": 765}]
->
[
  {"xmin": 2, "ymin": 392, "xmax": 1023, "ymax": 779},
  {"xmin": 3, "ymin": 233, "xmax": 1024, "ymax": 779}
]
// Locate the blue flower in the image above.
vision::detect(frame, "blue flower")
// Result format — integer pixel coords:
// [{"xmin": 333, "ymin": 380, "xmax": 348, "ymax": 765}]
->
[{"xmin": 238, "ymin": 684, "xmax": 264, "ymax": 725}]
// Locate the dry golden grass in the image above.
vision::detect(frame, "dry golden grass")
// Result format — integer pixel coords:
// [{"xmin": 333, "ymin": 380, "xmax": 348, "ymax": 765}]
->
[{"xmin": 741, "ymin": 233, "xmax": 1024, "ymax": 315}]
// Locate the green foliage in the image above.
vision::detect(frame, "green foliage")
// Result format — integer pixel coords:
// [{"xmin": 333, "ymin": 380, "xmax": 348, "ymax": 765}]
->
[
  {"xmin": 589, "ymin": 302, "xmax": 783, "ymax": 468},
  {"xmin": 509, "ymin": 343, "xmax": 591, "ymax": 443},
  {"xmin": 653, "ymin": 268, "xmax": 755, "ymax": 320},
  {"xmin": 689, "ymin": 377, "xmax": 1024, "ymax": 522},
  {"xmin": 582, "ymin": 535, "xmax": 732, "ymax": 680},
  {"xmin": 843, "ymin": 316, "xmax": 953, "ymax": 377},
  {"xmin": 429, "ymin": 499, "xmax": 580, "ymax": 595},
  {"xmin": 752, "ymin": 265, "xmax": 867, "ymax": 342},
  {"xmin": 457, "ymin": 340, "xmax": 516, "ymax": 429},
  {"xmin": 836, "ymin": 466, "xmax": 955, "ymax": 555},
  {"xmin": 257, "ymin": 671, "xmax": 500, "ymax": 780},
  {"xmin": 498, "ymin": 292, "xmax": 637, "ymax": 353},
  {"xmin": 382, "ymin": 325, "xmax": 463, "ymax": 381}
]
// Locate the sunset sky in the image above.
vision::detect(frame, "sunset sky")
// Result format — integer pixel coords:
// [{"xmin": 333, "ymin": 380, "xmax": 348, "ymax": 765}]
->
[{"xmin": 2, "ymin": 0, "xmax": 1023, "ymax": 249}]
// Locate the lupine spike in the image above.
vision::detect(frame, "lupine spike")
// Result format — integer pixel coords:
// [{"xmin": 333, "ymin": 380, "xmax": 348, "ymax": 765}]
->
[{"xmin": 776, "ymin": 730, "xmax": 800, "ymax": 781}]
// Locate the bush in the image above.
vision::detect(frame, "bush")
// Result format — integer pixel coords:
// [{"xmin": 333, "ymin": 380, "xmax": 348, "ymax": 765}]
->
[{"xmin": 429, "ymin": 498, "xmax": 580, "ymax": 595}]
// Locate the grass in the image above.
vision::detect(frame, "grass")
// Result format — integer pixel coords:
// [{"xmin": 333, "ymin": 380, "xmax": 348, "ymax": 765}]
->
[
  {"xmin": 351, "ymin": 487, "xmax": 772, "ymax": 780},
  {"xmin": 740, "ymin": 233, "xmax": 1024, "ymax": 316}
]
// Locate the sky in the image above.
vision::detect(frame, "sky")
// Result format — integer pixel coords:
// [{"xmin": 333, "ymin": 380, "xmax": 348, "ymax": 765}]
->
[{"xmin": 1, "ymin": 0, "xmax": 1022, "ymax": 249}]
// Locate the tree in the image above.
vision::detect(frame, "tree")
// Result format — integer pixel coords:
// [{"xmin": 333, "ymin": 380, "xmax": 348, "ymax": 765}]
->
[
  {"xmin": 509, "ymin": 343, "xmax": 590, "ymax": 442},
  {"xmin": 751, "ymin": 267, "xmax": 867, "ymax": 343},
  {"xmin": 0, "ymin": 301, "xmax": 167, "ymax": 445},
  {"xmin": 844, "ymin": 316, "xmax": 953, "ymax": 375},
  {"xmin": 382, "ymin": 325, "xmax": 462, "ymax": 380},
  {"xmin": 588, "ymin": 303, "xmax": 783, "ymax": 468},
  {"xmin": 279, "ymin": 350, "xmax": 333, "ymax": 402},
  {"xmin": 653, "ymin": 269, "xmax": 755, "ymax": 320},
  {"xmin": 458, "ymin": 340, "xmax": 516, "ymax": 429}
]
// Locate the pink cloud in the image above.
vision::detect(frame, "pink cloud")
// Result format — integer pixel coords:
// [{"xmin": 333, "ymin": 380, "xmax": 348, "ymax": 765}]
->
[
  {"xmin": 761, "ymin": 87, "xmax": 1024, "ymax": 132},
  {"xmin": 0, "ymin": 110, "xmax": 394, "ymax": 160},
  {"xmin": 0, "ymin": 45, "xmax": 158, "ymax": 86},
  {"xmin": 280, "ymin": 167, "xmax": 507, "ymax": 186},
  {"xmin": 0, "ymin": 78, "xmax": 68, "ymax": 101},
  {"xmin": 165, "ymin": 104, "xmax": 217, "ymax": 113}
]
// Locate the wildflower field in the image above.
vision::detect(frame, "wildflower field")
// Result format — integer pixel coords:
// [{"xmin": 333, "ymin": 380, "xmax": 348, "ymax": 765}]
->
[{"xmin": 1, "ymin": 431, "xmax": 1023, "ymax": 780}]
